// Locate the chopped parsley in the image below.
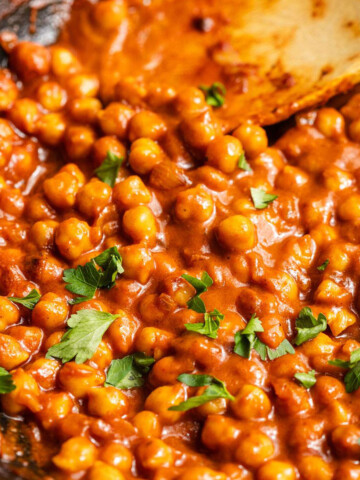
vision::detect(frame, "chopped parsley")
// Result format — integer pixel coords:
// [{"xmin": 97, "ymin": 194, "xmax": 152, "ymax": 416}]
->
[
  {"xmin": 63, "ymin": 247, "xmax": 124, "ymax": 304},
  {"xmin": 185, "ymin": 309, "xmax": 224, "ymax": 339},
  {"xmin": 105, "ymin": 353, "xmax": 155, "ymax": 389},
  {"xmin": 46, "ymin": 309, "xmax": 119, "ymax": 364},
  {"xmin": 317, "ymin": 259, "xmax": 329, "ymax": 272},
  {"xmin": 234, "ymin": 314, "xmax": 294, "ymax": 360},
  {"xmin": 199, "ymin": 82, "xmax": 226, "ymax": 107},
  {"xmin": 0, "ymin": 368, "xmax": 15, "ymax": 394},
  {"xmin": 169, "ymin": 373, "xmax": 234, "ymax": 411},
  {"xmin": 294, "ymin": 370, "xmax": 317, "ymax": 389},
  {"xmin": 182, "ymin": 271, "xmax": 213, "ymax": 314},
  {"xmin": 94, "ymin": 151, "xmax": 124, "ymax": 187},
  {"xmin": 294, "ymin": 307, "xmax": 327, "ymax": 346},
  {"xmin": 329, "ymin": 348, "xmax": 360, "ymax": 393},
  {"xmin": 250, "ymin": 188, "xmax": 278, "ymax": 209},
  {"xmin": 238, "ymin": 152, "xmax": 251, "ymax": 172},
  {"xmin": 8, "ymin": 289, "xmax": 41, "ymax": 310}
]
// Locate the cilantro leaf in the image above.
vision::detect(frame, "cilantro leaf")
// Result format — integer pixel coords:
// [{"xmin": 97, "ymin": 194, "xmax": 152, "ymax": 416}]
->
[
  {"xmin": 317, "ymin": 259, "xmax": 329, "ymax": 272},
  {"xmin": 250, "ymin": 187, "xmax": 278, "ymax": 209},
  {"xmin": 328, "ymin": 348, "xmax": 360, "ymax": 393},
  {"xmin": 182, "ymin": 271, "xmax": 213, "ymax": 313},
  {"xmin": 294, "ymin": 307, "xmax": 327, "ymax": 345},
  {"xmin": 185, "ymin": 309, "xmax": 224, "ymax": 339},
  {"xmin": 8, "ymin": 289, "xmax": 41, "ymax": 310},
  {"xmin": 169, "ymin": 373, "xmax": 234, "ymax": 411},
  {"xmin": 238, "ymin": 152, "xmax": 251, "ymax": 172},
  {"xmin": 63, "ymin": 247, "xmax": 124, "ymax": 304},
  {"xmin": 234, "ymin": 315, "xmax": 295, "ymax": 361},
  {"xmin": 94, "ymin": 151, "xmax": 124, "ymax": 187},
  {"xmin": 46, "ymin": 310, "xmax": 119, "ymax": 364},
  {"xmin": 0, "ymin": 367, "xmax": 15, "ymax": 394},
  {"xmin": 199, "ymin": 82, "xmax": 226, "ymax": 107},
  {"xmin": 105, "ymin": 352, "xmax": 155, "ymax": 389},
  {"xmin": 294, "ymin": 370, "xmax": 317, "ymax": 389}
]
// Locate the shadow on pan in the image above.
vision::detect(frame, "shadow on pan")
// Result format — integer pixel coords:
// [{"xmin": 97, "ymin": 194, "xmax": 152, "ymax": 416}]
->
[{"xmin": 0, "ymin": 0, "xmax": 72, "ymax": 66}]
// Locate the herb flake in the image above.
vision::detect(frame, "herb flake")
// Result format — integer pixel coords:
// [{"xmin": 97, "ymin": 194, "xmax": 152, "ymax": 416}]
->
[
  {"xmin": 105, "ymin": 352, "xmax": 155, "ymax": 389},
  {"xmin": 199, "ymin": 82, "xmax": 226, "ymax": 107},
  {"xmin": 94, "ymin": 151, "xmax": 124, "ymax": 187},
  {"xmin": 294, "ymin": 307, "xmax": 327, "ymax": 346},
  {"xmin": 8, "ymin": 289, "xmax": 41, "ymax": 310},
  {"xmin": 250, "ymin": 187, "xmax": 278, "ymax": 209}
]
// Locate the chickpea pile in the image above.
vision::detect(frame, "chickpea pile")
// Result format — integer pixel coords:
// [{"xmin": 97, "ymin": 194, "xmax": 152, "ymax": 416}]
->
[{"xmin": 1, "ymin": 2, "xmax": 360, "ymax": 480}]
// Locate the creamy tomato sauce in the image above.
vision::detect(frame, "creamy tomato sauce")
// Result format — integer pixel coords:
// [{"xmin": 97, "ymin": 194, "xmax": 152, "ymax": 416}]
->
[{"xmin": 0, "ymin": 2, "xmax": 360, "ymax": 480}]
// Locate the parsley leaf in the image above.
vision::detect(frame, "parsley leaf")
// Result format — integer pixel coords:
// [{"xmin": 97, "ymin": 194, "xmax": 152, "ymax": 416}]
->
[
  {"xmin": 250, "ymin": 187, "xmax": 278, "ymax": 209},
  {"xmin": 8, "ymin": 289, "xmax": 41, "ymax": 310},
  {"xmin": 317, "ymin": 259, "xmax": 329, "ymax": 272},
  {"xmin": 238, "ymin": 152, "xmax": 251, "ymax": 172},
  {"xmin": 46, "ymin": 309, "xmax": 119, "ymax": 364},
  {"xmin": 182, "ymin": 271, "xmax": 213, "ymax": 313},
  {"xmin": 234, "ymin": 315, "xmax": 295, "ymax": 360},
  {"xmin": 169, "ymin": 373, "xmax": 234, "ymax": 411},
  {"xmin": 328, "ymin": 348, "xmax": 360, "ymax": 393},
  {"xmin": 294, "ymin": 370, "xmax": 317, "ymax": 389},
  {"xmin": 185, "ymin": 309, "xmax": 224, "ymax": 339},
  {"xmin": 294, "ymin": 307, "xmax": 327, "ymax": 346},
  {"xmin": 63, "ymin": 247, "xmax": 124, "ymax": 304},
  {"xmin": 0, "ymin": 367, "xmax": 15, "ymax": 393},
  {"xmin": 105, "ymin": 352, "xmax": 155, "ymax": 389},
  {"xmin": 199, "ymin": 82, "xmax": 226, "ymax": 107},
  {"xmin": 94, "ymin": 151, "xmax": 124, "ymax": 187}
]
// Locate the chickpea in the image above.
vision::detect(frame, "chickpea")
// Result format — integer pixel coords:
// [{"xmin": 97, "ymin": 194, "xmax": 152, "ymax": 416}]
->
[
  {"xmin": 206, "ymin": 135, "xmax": 243, "ymax": 173},
  {"xmin": 136, "ymin": 438, "xmax": 174, "ymax": 469},
  {"xmin": 107, "ymin": 310, "xmax": 138, "ymax": 355},
  {"xmin": 257, "ymin": 460, "xmax": 297, "ymax": 480},
  {"xmin": 92, "ymin": 135, "xmax": 126, "ymax": 168},
  {"xmin": 123, "ymin": 205, "xmax": 157, "ymax": 244},
  {"xmin": 133, "ymin": 410, "xmax": 161, "ymax": 438},
  {"xmin": 181, "ymin": 110, "xmax": 221, "ymax": 151},
  {"xmin": 25, "ymin": 357, "xmax": 60, "ymax": 390},
  {"xmin": 9, "ymin": 98, "xmax": 40, "ymax": 135},
  {"xmin": 52, "ymin": 436, "xmax": 97, "ymax": 473},
  {"xmin": 88, "ymin": 461, "xmax": 125, "ymax": 480},
  {"xmin": 201, "ymin": 415, "xmax": 240, "ymax": 451},
  {"xmin": 10, "ymin": 41, "xmax": 50, "ymax": 80},
  {"xmin": 8, "ymin": 325, "xmax": 42, "ymax": 355},
  {"xmin": 145, "ymin": 384, "xmax": 185, "ymax": 424},
  {"xmin": 331, "ymin": 425, "xmax": 360, "ymax": 458},
  {"xmin": 135, "ymin": 327, "xmax": 173, "ymax": 359},
  {"xmin": 120, "ymin": 244, "xmax": 154, "ymax": 284},
  {"xmin": 43, "ymin": 171, "xmax": 79, "ymax": 210},
  {"xmin": 1, "ymin": 368, "xmax": 41, "ymax": 415},
  {"xmin": 55, "ymin": 217, "xmax": 93, "ymax": 260},
  {"xmin": 32, "ymin": 292, "xmax": 68, "ymax": 330},
  {"xmin": 338, "ymin": 194, "xmax": 360, "ymax": 221},
  {"xmin": 298, "ymin": 455, "xmax": 333, "ymax": 480},
  {"xmin": 235, "ymin": 431, "xmax": 274, "ymax": 468},
  {"xmin": 115, "ymin": 77, "xmax": 147, "ymax": 105},
  {"xmin": 65, "ymin": 125, "xmax": 96, "ymax": 160},
  {"xmin": 128, "ymin": 111, "xmax": 167, "ymax": 142},
  {"xmin": 129, "ymin": 138, "xmax": 164, "ymax": 174},
  {"xmin": 50, "ymin": 46, "xmax": 80, "ymax": 77},
  {"xmin": 87, "ymin": 340, "xmax": 113, "ymax": 371},
  {"xmin": 113, "ymin": 175, "xmax": 151, "ymax": 210},
  {"xmin": 315, "ymin": 108, "xmax": 345, "ymax": 138},
  {"xmin": 314, "ymin": 375, "xmax": 345, "ymax": 404},
  {"xmin": 37, "ymin": 392, "xmax": 73, "ymax": 430},
  {"xmin": 177, "ymin": 467, "xmax": 226, "ymax": 480},
  {"xmin": 275, "ymin": 165, "xmax": 309, "ymax": 191},
  {"xmin": 0, "ymin": 69, "xmax": 18, "ymax": 111},
  {"xmin": 68, "ymin": 97, "xmax": 102, "ymax": 124},
  {"xmin": 66, "ymin": 73, "xmax": 99, "ymax": 98},
  {"xmin": 0, "ymin": 333, "xmax": 29, "ymax": 370},
  {"xmin": 77, "ymin": 179, "xmax": 112, "ymax": 218},
  {"xmin": 30, "ymin": 220, "xmax": 58, "ymax": 249},
  {"xmin": 61, "ymin": 162, "xmax": 86, "ymax": 186},
  {"xmin": 217, "ymin": 215, "xmax": 256, "ymax": 251},
  {"xmin": 0, "ymin": 297, "xmax": 20, "ymax": 331},
  {"xmin": 0, "ymin": 118, "xmax": 14, "ymax": 160},
  {"xmin": 37, "ymin": 81, "xmax": 67, "ymax": 111},
  {"xmin": 91, "ymin": 0, "xmax": 127, "ymax": 30},
  {"xmin": 36, "ymin": 113, "xmax": 66, "ymax": 146},
  {"xmin": 196, "ymin": 165, "xmax": 228, "ymax": 192},
  {"xmin": 175, "ymin": 185, "xmax": 214, "ymax": 222},
  {"xmin": 25, "ymin": 194, "xmax": 55, "ymax": 222},
  {"xmin": 232, "ymin": 384, "xmax": 271, "ymax": 420},
  {"xmin": 98, "ymin": 102, "xmax": 134, "ymax": 138},
  {"xmin": 323, "ymin": 166, "xmax": 353, "ymax": 192},
  {"xmin": 175, "ymin": 86, "xmax": 208, "ymax": 117},
  {"xmin": 58, "ymin": 362, "xmax": 105, "ymax": 398},
  {"xmin": 233, "ymin": 123, "xmax": 268, "ymax": 157},
  {"xmin": 257, "ymin": 315, "xmax": 286, "ymax": 349},
  {"xmin": 100, "ymin": 444, "xmax": 133, "ymax": 472},
  {"xmin": 7, "ymin": 145, "xmax": 36, "ymax": 182},
  {"xmin": 87, "ymin": 386, "xmax": 128, "ymax": 418}
]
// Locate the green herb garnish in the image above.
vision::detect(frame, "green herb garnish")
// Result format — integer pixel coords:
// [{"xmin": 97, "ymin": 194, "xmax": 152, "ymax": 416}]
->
[
  {"xmin": 8, "ymin": 289, "xmax": 41, "ymax": 310},
  {"xmin": 317, "ymin": 259, "xmax": 329, "ymax": 272},
  {"xmin": 182, "ymin": 271, "xmax": 213, "ymax": 314},
  {"xmin": 294, "ymin": 307, "xmax": 327, "ymax": 346},
  {"xmin": 0, "ymin": 368, "xmax": 15, "ymax": 393},
  {"xmin": 199, "ymin": 82, "xmax": 226, "ymax": 107},
  {"xmin": 169, "ymin": 373, "xmax": 234, "ymax": 411},
  {"xmin": 238, "ymin": 152, "xmax": 251, "ymax": 172},
  {"xmin": 46, "ymin": 309, "xmax": 119, "ymax": 364},
  {"xmin": 185, "ymin": 309, "xmax": 224, "ymax": 339},
  {"xmin": 294, "ymin": 370, "xmax": 317, "ymax": 389},
  {"xmin": 94, "ymin": 151, "xmax": 124, "ymax": 187},
  {"xmin": 329, "ymin": 348, "xmax": 360, "ymax": 393},
  {"xmin": 105, "ymin": 352, "xmax": 155, "ymax": 389},
  {"xmin": 250, "ymin": 187, "xmax": 278, "ymax": 209}
]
